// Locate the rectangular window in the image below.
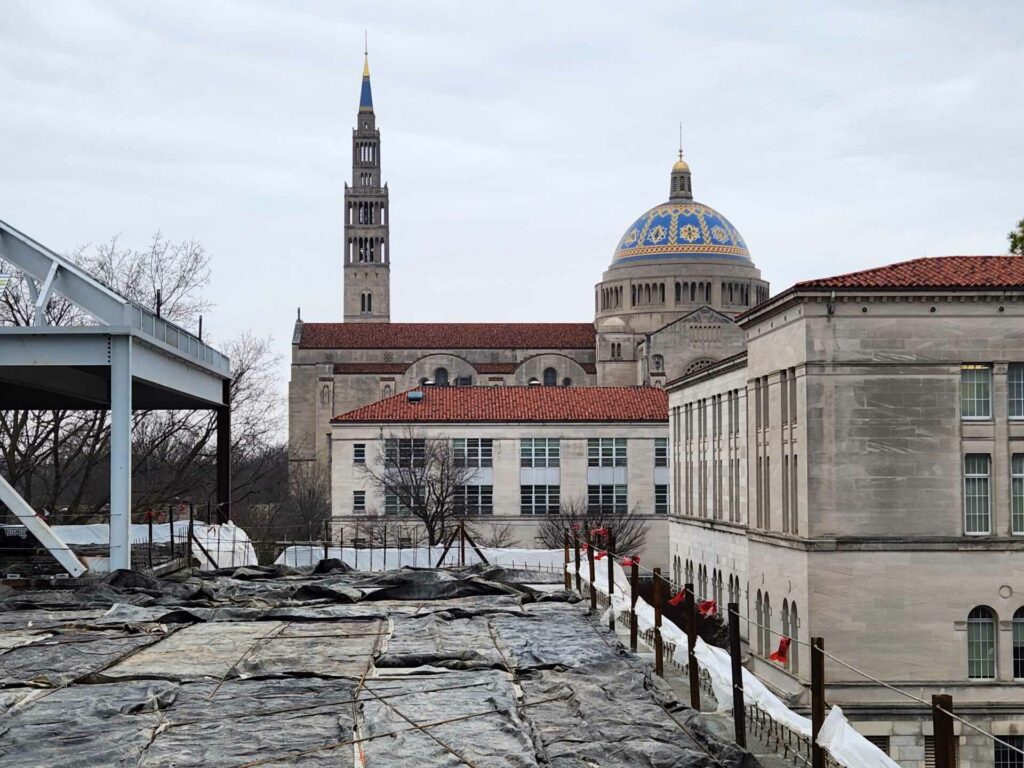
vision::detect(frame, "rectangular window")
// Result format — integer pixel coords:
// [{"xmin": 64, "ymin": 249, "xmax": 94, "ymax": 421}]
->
[
  {"xmin": 353, "ymin": 490, "xmax": 366, "ymax": 514},
  {"xmin": 791, "ymin": 454, "xmax": 799, "ymax": 534},
  {"xmin": 995, "ymin": 736, "xmax": 1024, "ymax": 768},
  {"xmin": 1014, "ymin": 614, "xmax": 1024, "ymax": 680},
  {"xmin": 385, "ymin": 438, "xmax": 425, "ymax": 467},
  {"xmin": 455, "ymin": 485, "xmax": 493, "ymax": 515},
  {"xmin": 964, "ymin": 454, "xmax": 992, "ymax": 534},
  {"xmin": 754, "ymin": 379, "xmax": 761, "ymax": 430},
  {"xmin": 520, "ymin": 485, "xmax": 560, "ymax": 515},
  {"xmin": 756, "ymin": 457, "xmax": 763, "ymax": 528},
  {"xmin": 762, "ymin": 376, "xmax": 770, "ymax": 429},
  {"xmin": 655, "ymin": 484, "xmax": 668, "ymax": 514},
  {"xmin": 764, "ymin": 456, "xmax": 771, "ymax": 526},
  {"xmin": 1013, "ymin": 455, "xmax": 1024, "ymax": 536},
  {"xmin": 961, "ymin": 364, "xmax": 993, "ymax": 419},
  {"xmin": 353, "ymin": 443, "xmax": 366, "ymax": 465},
  {"xmin": 924, "ymin": 736, "xmax": 959, "ymax": 768},
  {"xmin": 453, "ymin": 438, "xmax": 493, "ymax": 468},
  {"xmin": 587, "ymin": 484, "xmax": 627, "ymax": 515},
  {"xmin": 385, "ymin": 493, "xmax": 412, "ymax": 516},
  {"xmin": 782, "ymin": 454, "xmax": 790, "ymax": 532},
  {"xmin": 520, "ymin": 438, "xmax": 560, "ymax": 468},
  {"xmin": 1011, "ymin": 364, "xmax": 1024, "ymax": 419},
  {"xmin": 864, "ymin": 736, "xmax": 890, "ymax": 758},
  {"xmin": 588, "ymin": 438, "xmax": 627, "ymax": 467},
  {"xmin": 788, "ymin": 368, "xmax": 797, "ymax": 424},
  {"xmin": 654, "ymin": 438, "xmax": 668, "ymax": 467}
]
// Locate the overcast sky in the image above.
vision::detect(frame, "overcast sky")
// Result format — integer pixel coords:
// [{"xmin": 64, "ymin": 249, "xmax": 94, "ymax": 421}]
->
[{"xmin": 2, "ymin": 1, "xmax": 1023, "ymax": 384}]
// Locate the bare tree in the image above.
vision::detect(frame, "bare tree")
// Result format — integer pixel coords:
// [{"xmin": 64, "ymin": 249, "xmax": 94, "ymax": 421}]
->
[
  {"xmin": 358, "ymin": 516, "xmax": 427, "ymax": 548},
  {"xmin": 0, "ymin": 234, "xmax": 285, "ymax": 520},
  {"xmin": 536, "ymin": 495, "xmax": 649, "ymax": 555},
  {"xmin": 468, "ymin": 521, "xmax": 518, "ymax": 548},
  {"xmin": 360, "ymin": 428, "xmax": 475, "ymax": 545}
]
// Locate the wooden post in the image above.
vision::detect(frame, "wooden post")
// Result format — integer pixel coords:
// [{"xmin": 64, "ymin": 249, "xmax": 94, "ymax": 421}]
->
[
  {"xmin": 684, "ymin": 581, "xmax": 700, "ymax": 710},
  {"xmin": 562, "ymin": 529, "xmax": 571, "ymax": 590},
  {"xmin": 629, "ymin": 560, "xmax": 639, "ymax": 652},
  {"xmin": 459, "ymin": 520, "xmax": 466, "ymax": 566},
  {"xmin": 728, "ymin": 602, "xmax": 747, "ymax": 748},
  {"xmin": 147, "ymin": 514, "xmax": 153, "ymax": 569},
  {"xmin": 606, "ymin": 532, "xmax": 616, "ymax": 631},
  {"xmin": 573, "ymin": 529, "xmax": 581, "ymax": 593},
  {"xmin": 168, "ymin": 505, "xmax": 174, "ymax": 559},
  {"xmin": 585, "ymin": 528, "xmax": 596, "ymax": 610},
  {"xmin": 811, "ymin": 637, "xmax": 826, "ymax": 768},
  {"xmin": 653, "ymin": 567, "xmax": 664, "ymax": 676},
  {"xmin": 932, "ymin": 694, "xmax": 956, "ymax": 768},
  {"xmin": 323, "ymin": 519, "xmax": 330, "ymax": 561},
  {"xmin": 187, "ymin": 503, "xmax": 194, "ymax": 567}
]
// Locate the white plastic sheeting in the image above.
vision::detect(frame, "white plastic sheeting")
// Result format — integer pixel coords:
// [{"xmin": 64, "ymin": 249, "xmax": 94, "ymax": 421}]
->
[
  {"xmin": 567, "ymin": 557, "xmax": 900, "ymax": 768},
  {"xmin": 50, "ymin": 521, "xmax": 257, "ymax": 571},
  {"xmin": 275, "ymin": 544, "xmax": 567, "ymax": 571}
]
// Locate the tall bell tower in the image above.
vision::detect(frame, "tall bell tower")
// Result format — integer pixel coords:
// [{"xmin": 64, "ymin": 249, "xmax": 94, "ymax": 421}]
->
[{"xmin": 343, "ymin": 44, "xmax": 390, "ymax": 322}]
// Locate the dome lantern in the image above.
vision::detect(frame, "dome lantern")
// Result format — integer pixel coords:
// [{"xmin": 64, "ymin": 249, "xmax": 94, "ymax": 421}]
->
[{"xmin": 670, "ymin": 150, "xmax": 693, "ymax": 201}]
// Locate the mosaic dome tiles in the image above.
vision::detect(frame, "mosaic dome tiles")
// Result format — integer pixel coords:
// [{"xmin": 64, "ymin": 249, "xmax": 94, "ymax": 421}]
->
[{"xmin": 613, "ymin": 201, "xmax": 750, "ymax": 265}]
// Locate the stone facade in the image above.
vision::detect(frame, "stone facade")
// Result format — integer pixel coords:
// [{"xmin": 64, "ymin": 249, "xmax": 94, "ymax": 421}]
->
[{"xmin": 668, "ymin": 272, "xmax": 1024, "ymax": 767}]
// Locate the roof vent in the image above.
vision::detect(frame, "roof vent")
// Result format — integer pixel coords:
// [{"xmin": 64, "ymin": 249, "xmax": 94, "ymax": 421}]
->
[{"xmin": 407, "ymin": 391, "xmax": 424, "ymax": 403}]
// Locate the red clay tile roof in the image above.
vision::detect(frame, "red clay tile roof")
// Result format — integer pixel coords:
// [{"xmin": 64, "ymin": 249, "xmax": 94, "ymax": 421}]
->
[
  {"xmin": 794, "ymin": 256, "xmax": 1024, "ymax": 291},
  {"xmin": 301, "ymin": 323, "xmax": 596, "ymax": 350},
  {"xmin": 332, "ymin": 386, "xmax": 668, "ymax": 423}
]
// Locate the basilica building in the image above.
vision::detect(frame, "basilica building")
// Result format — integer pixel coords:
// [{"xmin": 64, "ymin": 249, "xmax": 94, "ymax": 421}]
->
[{"xmin": 288, "ymin": 54, "xmax": 761, "ymax": 467}]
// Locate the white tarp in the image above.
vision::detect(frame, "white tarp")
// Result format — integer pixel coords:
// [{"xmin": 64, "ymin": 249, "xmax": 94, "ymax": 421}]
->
[
  {"xmin": 566, "ymin": 557, "xmax": 898, "ymax": 768},
  {"xmin": 51, "ymin": 521, "xmax": 257, "ymax": 571},
  {"xmin": 276, "ymin": 544, "xmax": 567, "ymax": 572}
]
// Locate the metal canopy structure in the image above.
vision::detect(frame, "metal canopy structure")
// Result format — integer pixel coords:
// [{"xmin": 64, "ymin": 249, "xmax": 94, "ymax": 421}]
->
[{"xmin": 0, "ymin": 218, "xmax": 232, "ymax": 574}]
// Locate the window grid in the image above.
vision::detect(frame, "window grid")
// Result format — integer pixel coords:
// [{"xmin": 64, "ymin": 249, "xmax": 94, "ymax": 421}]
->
[
  {"xmin": 967, "ymin": 606, "xmax": 997, "ymax": 680},
  {"xmin": 1014, "ymin": 608, "xmax": 1024, "ymax": 680},
  {"xmin": 385, "ymin": 438, "xmax": 425, "ymax": 467},
  {"xmin": 353, "ymin": 490, "xmax": 366, "ymax": 514},
  {"xmin": 453, "ymin": 438, "xmax": 493, "ymax": 468},
  {"xmin": 587, "ymin": 484, "xmax": 627, "ymax": 515},
  {"xmin": 1011, "ymin": 364, "xmax": 1024, "ymax": 419},
  {"xmin": 385, "ymin": 493, "xmax": 412, "ymax": 516},
  {"xmin": 654, "ymin": 438, "xmax": 668, "ymax": 467},
  {"xmin": 1013, "ymin": 455, "xmax": 1024, "ymax": 536},
  {"xmin": 964, "ymin": 454, "xmax": 992, "ymax": 534},
  {"xmin": 995, "ymin": 735, "xmax": 1024, "ymax": 768},
  {"xmin": 655, "ymin": 484, "xmax": 668, "ymax": 514},
  {"xmin": 961, "ymin": 364, "xmax": 992, "ymax": 419},
  {"xmin": 520, "ymin": 438, "xmax": 560, "ymax": 468},
  {"xmin": 587, "ymin": 438, "xmax": 627, "ymax": 467},
  {"xmin": 455, "ymin": 485, "xmax": 493, "ymax": 516},
  {"xmin": 520, "ymin": 485, "xmax": 560, "ymax": 515}
]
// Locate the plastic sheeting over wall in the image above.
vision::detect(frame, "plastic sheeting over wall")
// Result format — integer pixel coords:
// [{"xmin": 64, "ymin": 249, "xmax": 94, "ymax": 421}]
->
[
  {"xmin": 51, "ymin": 521, "xmax": 257, "ymax": 571},
  {"xmin": 568, "ymin": 557, "xmax": 901, "ymax": 768},
  {"xmin": 276, "ymin": 544, "xmax": 567, "ymax": 571}
]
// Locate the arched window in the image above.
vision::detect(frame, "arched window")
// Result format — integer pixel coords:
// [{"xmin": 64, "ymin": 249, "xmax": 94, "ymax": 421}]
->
[
  {"xmin": 631, "ymin": 286, "xmax": 637, "ymax": 306},
  {"xmin": 645, "ymin": 285, "xmax": 651, "ymax": 304},
  {"xmin": 790, "ymin": 602, "xmax": 799, "ymax": 672},
  {"xmin": 1014, "ymin": 607, "xmax": 1024, "ymax": 679},
  {"xmin": 705, "ymin": 283, "xmax": 712, "ymax": 302},
  {"xmin": 419, "ymin": 377, "xmax": 429, "ymax": 386},
  {"xmin": 659, "ymin": 283, "xmax": 665, "ymax": 303},
  {"xmin": 562, "ymin": 377, "xmax": 572, "ymax": 387},
  {"xmin": 366, "ymin": 293, "xmax": 372, "ymax": 312},
  {"xmin": 690, "ymin": 283, "xmax": 696, "ymax": 301},
  {"xmin": 433, "ymin": 367, "xmax": 449, "ymax": 386},
  {"xmin": 383, "ymin": 384, "xmax": 393, "ymax": 398},
  {"xmin": 755, "ymin": 591, "xmax": 764, "ymax": 654},
  {"xmin": 968, "ymin": 606, "xmax": 997, "ymax": 679},
  {"xmin": 528, "ymin": 377, "xmax": 540, "ymax": 385},
  {"xmin": 543, "ymin": 367, "xmax": 557, "ymax": 386},
  {"xmin": 652, "ymin": 354, "xmax": 664, "ymax": 372},
  {"xmin": 763, "ymin": 593, "xmax": 772, "ymax": 658},
  {"xmin": 675, "ymin": 282, "xmax": 682, "ymax": 303},
  {"xmin": 781, "ymin": 599, "xmax": 790, "ymax": 667}
]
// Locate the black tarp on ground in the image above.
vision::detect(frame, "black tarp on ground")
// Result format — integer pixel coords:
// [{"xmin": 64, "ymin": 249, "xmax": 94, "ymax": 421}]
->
[{"xmin": 0, "ymin": 565, "xmax": 759, "ymax": 767}]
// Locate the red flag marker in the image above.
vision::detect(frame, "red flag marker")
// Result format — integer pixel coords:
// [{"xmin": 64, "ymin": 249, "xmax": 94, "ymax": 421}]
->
[
  {"xmin": 698, "ymin": 599, "xmax": 718, "ymax": 617},
  {"xmin": 581, "ymin": 543, "xmax": 589, "ymax": 552},
  {"xmin": 667, "ymin": 589, "xmax": 686, "ymax": 606},
  {"xmin": 621, "ymin": 555, "xmax": 639, "ymax": 567},
  {"xmin": 590, "ymin": 526, "xmax": 609, "ymax": 536},
  {"xmin": 769, "ymin": 637, "xmax": 792, "ymax": 664},
  {"xmin": 595, "ymin": 550, "xmax": 607, "ymax": 560}
]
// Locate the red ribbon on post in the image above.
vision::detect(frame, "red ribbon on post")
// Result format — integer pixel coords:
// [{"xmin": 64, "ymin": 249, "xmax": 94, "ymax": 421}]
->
[
  {"xmin": 667, "ymin": 589, "xmax": 687, "ymax": 607},
  {"xmin": 621, "ymin": 555, "xmax": 639, "ymax": 567},
  {"xmin": 590, "ymin": 526, "xmax": 609, "ymax": 536},
  {"xmin": 581, "ymin": 543, "xmax": 589, "ymax": 552},
  {"xmin": 594, "ymin": 550, "xmax": 607, "ymax": 560},
  {"xmin": 769, "ymin": 637, "xmax": 792, "ymax": 663},
  {"xmin": 698, "ymin": 599, "xmax": 718, "ymax": 617}
]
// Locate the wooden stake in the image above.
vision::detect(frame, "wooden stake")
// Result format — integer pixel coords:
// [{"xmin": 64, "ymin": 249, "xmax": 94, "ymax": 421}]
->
[
  {"xmin": 653, "ymin": 567, "xmax": 664, "ymax": 676},
  {"xmin": 323, "ymin": 519, "xmax": 330, "ymax": 561},
  {"xmin": 573, "ymin": 529, "xmax": 581, "ymax": 593},
  {"xmin": 562, "ymin": 529, "xmax": 571, "ymax": 590},
  {"xmin": 684, "ymin": 581, "xmax": 700, "ymax": 710},
  {"xmin": 728, "ymin": 603, "xmax": 746, "ymax": 748},
  {"xmin": 459, "ymin": 520, "xmax": 466, "ymax": 566},
  {"xmin": 629, "ymin": 559, "xmax": 639, "ymax": 652},
  {"xmin": 932, "ymin": 694, "xmax": 956, "ymax": 768},
  {"xmin": 606, "ymin": 532, "xmax": 616, "ymax": 631},
  {"xmin": 585, "ymin": 528, "xmax": 596, "ymax": 610},
  {"xmin": 811, "ymin": 637, "xmax": 825, "ymax": 768}
]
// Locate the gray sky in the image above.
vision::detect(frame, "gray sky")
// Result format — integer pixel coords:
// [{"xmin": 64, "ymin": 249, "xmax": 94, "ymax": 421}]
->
[{"xmin": 2, "ymin": 1, "xmax": 1023, "ymax": 383}]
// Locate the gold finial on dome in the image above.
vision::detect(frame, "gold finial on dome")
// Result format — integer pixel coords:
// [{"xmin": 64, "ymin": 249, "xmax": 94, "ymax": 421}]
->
[{"xmin": 673, "ymin": 123, "xmax": 689, "ymax": 172}]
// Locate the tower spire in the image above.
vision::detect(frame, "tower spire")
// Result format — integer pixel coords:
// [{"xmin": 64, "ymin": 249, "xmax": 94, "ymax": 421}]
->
[
  {"xmin": 678, "ymin": 122, "xmax": 683, "ymax": 162},
  {"xmin": 359, "ymin": 34, "xmax": 373, "ymax": 111},
  {"xmin": 669, "ymin": 126, "xmax": 693, "ymax": 201}
]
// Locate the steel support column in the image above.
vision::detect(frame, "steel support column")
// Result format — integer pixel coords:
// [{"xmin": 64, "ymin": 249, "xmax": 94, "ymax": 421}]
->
[
  {"xmin": 215, "ymin": 378, "xmax": 231, "ymax": 523},
  {"xmin": 109, "ymin": 335, "xmax": 132, "ymax": 570}
]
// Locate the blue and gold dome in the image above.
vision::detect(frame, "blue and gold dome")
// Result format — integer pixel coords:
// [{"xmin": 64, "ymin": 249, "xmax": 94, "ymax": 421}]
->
[{"xmin": 611, "ymin": 156, "xmax": 750, "ymax": 266}]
